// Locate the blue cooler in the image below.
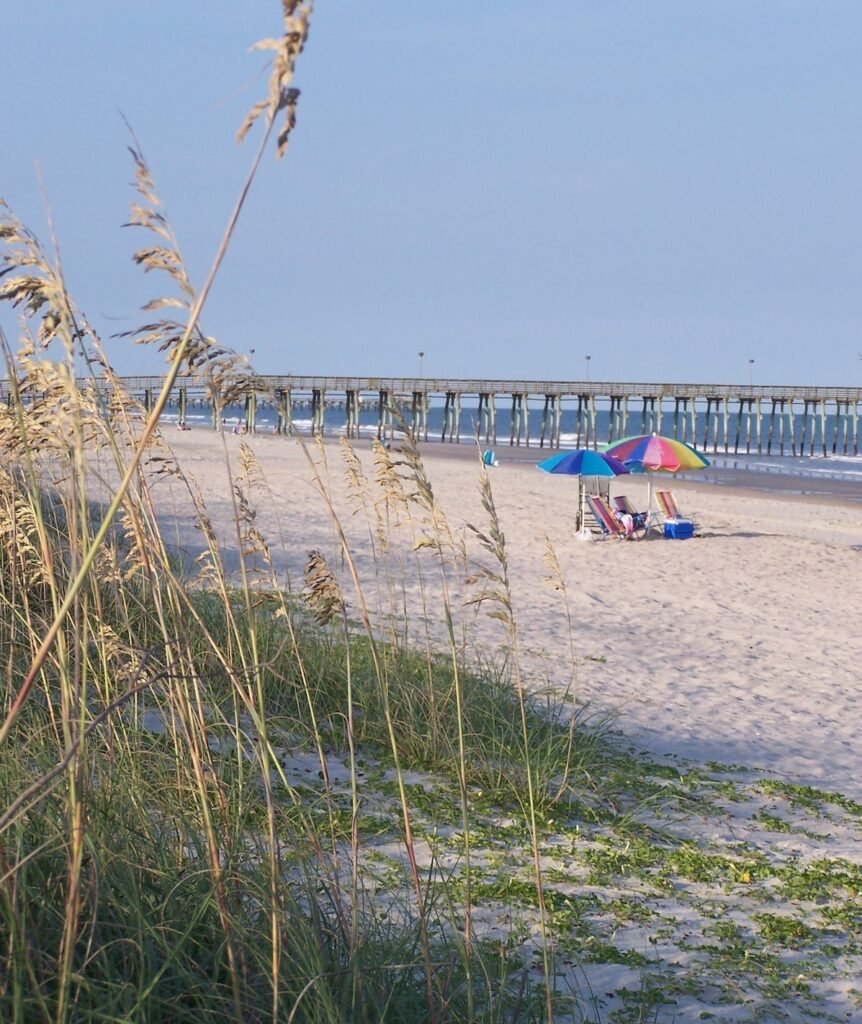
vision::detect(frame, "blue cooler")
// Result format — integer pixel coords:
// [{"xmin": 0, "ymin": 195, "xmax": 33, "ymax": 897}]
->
[{"xmin": 664, "ymin": 519, "xmax": 694, "ymax": 540}]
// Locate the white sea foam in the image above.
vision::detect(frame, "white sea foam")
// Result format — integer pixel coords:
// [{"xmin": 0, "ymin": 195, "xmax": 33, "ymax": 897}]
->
[{"xmin": 708, "ymin": 451, "xmax": 862, "ymax": 482}]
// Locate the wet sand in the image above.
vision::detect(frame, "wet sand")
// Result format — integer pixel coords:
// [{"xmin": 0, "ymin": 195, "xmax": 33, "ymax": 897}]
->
[{"xmin": 408, "ymin": 438, "xmax": 862, "ymax": 505}]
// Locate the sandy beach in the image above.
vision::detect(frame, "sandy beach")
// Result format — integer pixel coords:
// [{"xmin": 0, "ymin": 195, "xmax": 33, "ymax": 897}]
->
[
  {"xmin": 158, "ymin": 428, "xmax": 862, "ymax": 800},
  {"xmin": 43, "ymin": 423, "xmax": 862, "ymax": 1020}
]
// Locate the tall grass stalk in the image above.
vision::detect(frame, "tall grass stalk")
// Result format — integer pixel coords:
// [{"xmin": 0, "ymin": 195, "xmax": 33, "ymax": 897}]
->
[
  {"xmin": 466, "ymin": 464, "xmax": 555, "ymax": 1023},
  {"xmin": 369, "ymin": 437, "xmax": 441, "ymax": 723},
  {"xmin": 398, "ymin": 432, "xmax": 476, "ymax": 1014},
  {"xmin": 299, "ymin": 439, "xmax": 440, "ymax": 1023},
  {"xmin": 541, "ymin": 535, "xmax": 580, "ymax": 798}
]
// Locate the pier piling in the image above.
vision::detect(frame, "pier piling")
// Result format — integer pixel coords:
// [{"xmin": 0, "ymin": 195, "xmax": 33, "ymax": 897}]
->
[
  {"xmin": 345, "ymin": 389, "xmax": 360, "ymax": 438},
  {"xmin": 276, "ymin": 389, "xmax": 291, "ymax": 435},
  {"xmin": 540, "ymin": 393, "xmax": 562, "ymax": 448},
  {"xmin": 510, "ymin": 393, "xmax": 528, "ymax": 446}
]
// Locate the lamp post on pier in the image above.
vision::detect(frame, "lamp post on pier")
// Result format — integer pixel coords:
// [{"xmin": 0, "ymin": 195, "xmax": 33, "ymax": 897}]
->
[
  {"xmin": 748, "ymin": 358, "xmax": 755, "ymax": 387},
  {"xmin": 585, "ymin": 354, "xmax": 591, "ymax": 382},
  {"xmin": 418, "ymin": 351, "xmax": 425, "ymax": 377}
]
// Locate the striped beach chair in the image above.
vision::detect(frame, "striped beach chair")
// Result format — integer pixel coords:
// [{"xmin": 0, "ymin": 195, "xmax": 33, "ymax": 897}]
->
[
  {"xmin": 656, "ymin": 490, "xmax": 698, "ymax": 529},
  {"xmin": 612, "ymin": 495, "xmax": 648, "ymax": 534},
  {"xmin": 585, "ymin": 495, "xmax": 629, "ymax": 540}
]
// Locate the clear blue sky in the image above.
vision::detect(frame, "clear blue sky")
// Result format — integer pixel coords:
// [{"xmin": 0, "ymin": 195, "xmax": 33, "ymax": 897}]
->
[{"xmin": 4, "ymin": 1, "xmax": 861, "ymax": 386}]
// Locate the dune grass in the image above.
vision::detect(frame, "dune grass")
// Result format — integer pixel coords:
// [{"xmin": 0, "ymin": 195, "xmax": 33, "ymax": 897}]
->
[
  {"xmin": 0, "ymin": 11, "xmax": 594, "ymax": 1018},
  {"xmin": 0, "ymin": 401, "xmax": 600, "ymax": 1023}
]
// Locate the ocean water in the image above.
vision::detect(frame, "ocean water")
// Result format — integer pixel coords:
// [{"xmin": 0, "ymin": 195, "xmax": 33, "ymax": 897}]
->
[{"xmin": 165, "ymin": 400, "xmax": 862, "ymax": 488}]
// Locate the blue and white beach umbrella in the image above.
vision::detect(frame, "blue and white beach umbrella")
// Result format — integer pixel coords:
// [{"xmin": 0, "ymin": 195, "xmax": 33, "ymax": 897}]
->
[
  {"xmin": 537, "ymin": 449, "xmax": 630, "ymax": 533},
  {"xmin": 537, "ymin": 449, "xmax": 630, "ymax": 478}
]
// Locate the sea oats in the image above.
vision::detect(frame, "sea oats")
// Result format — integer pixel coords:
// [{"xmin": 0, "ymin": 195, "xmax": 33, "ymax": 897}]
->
[
  {"xmin": 238, "ymin": 440, "xmax": 266, "ymax": 494},
  {"xmin": 233, "ymin": 482, "xmax": 271, "ymax": 569},
  {"xmin": 116, "ymin": 142, "xmax": 249, "ymax": 403},
  {"xmin": 340, "ymin": 436, "xmax": 367, "ymax": 516},
  {"xmin": 0, "ymin": 475, "xmax": 49, "ymax": 588},
  {"xmin": 237, "ymin": 0, "xmax": 314, "ymax": 158},
  {"xmin": 302, "ymin": 548, "xmax": 344, "ymax": 626}
]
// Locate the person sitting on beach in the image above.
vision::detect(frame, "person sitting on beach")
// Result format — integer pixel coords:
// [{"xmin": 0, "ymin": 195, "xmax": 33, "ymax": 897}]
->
[{"xmin": 613, "ymin": 509, "xmax": 635, "ymax": 537}]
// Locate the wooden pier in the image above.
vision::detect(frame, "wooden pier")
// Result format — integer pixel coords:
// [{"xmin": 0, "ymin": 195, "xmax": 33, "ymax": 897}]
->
[{"xmin": 3, "ymin": 375, "xmax": 861, "ymax": 457}]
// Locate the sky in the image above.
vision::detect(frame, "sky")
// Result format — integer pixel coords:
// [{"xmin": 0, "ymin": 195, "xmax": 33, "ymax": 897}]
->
[{"xmin": 3, "ymin": 1, "xmax": 861, "ymax": 387}]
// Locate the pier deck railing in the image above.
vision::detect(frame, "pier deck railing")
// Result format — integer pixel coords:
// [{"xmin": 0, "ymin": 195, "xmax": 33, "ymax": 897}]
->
[{"xmin": 94, "ymin": 376, "xmax": 862, "ymax": 403}]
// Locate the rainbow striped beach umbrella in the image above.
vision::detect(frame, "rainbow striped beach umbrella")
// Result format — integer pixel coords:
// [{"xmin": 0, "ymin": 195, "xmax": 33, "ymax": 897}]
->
[
  {"xmin": 602, "ymin": 433, "xmax": 710, "ymax": 521},
  {"xmin": 602, "ymin": 433, "xmax": 711, "ymax": 473}
]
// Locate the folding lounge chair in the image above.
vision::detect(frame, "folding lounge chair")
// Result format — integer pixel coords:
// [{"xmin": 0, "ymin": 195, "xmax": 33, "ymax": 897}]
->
[
  {"xmin": 656, "ymin": 491, "xmax": 698, "ymax": 529},
  {"xmin": 612, "ymin": 495, "xmax": 648, "ymax": 535},
  {"xmin": 585, "ymin": 494, "xmax": 629, "ymax": 539},
  {"xmin": 655, "ymin": 490, "xmax": 698, "ymax": 538}
]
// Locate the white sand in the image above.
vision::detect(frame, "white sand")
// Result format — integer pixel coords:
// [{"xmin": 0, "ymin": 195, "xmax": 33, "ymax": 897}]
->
[{"xmin": 159, "ymin": 429, "xmax": 862, "ymax": 799}]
